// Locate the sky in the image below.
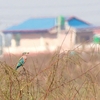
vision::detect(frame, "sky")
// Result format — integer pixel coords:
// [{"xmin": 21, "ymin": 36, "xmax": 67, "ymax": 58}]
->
[{"xmin": 0, "ymin": 0, "xmax": 100, "ymax": 30}]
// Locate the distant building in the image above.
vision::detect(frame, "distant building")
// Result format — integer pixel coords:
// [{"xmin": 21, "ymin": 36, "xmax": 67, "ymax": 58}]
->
[
  {"xmin": 3, "ymin": 18, "xmax": 58, "ymax": 52},
  {"xmin": 66, "ymin": 16, "xmax": 96, "ymax": 44},
  {"xmin": 93, "ymin": 29, "xmax": 100, "ymax": 44},
  {"xmin": 0, "ymin": 32, "xmax": 4, "ymax": 55},
  {"xmin": 3, "ymin": 16, "xmax": 100, "ymax": 53}
]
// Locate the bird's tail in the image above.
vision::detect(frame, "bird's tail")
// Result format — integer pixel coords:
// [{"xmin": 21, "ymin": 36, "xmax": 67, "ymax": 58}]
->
[{"xmin": 15, "ymin": 65, "xmax": 20, "ymax": 70}]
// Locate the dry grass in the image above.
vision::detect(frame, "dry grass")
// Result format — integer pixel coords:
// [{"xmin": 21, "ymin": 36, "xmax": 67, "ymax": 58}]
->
[{"xmin": 1, "ymin": 44, "xmax": 100, "ymax": 100}]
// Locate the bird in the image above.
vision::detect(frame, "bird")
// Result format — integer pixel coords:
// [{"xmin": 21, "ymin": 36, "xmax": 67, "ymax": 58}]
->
[{"xmin": 15, "ymin": 52, "xmax": 29, "ymax": 70}]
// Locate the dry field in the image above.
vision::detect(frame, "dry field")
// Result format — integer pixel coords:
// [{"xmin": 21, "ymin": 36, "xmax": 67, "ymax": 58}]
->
[{"xmin": 0, "ymin": 45, "xmax": 100, "ymax": 100}]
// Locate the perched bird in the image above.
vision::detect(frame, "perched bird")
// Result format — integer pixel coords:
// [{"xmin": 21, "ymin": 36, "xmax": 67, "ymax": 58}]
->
[{"xmin": 15, "ymin": 52, "xmax": 29, "ymax": 70}]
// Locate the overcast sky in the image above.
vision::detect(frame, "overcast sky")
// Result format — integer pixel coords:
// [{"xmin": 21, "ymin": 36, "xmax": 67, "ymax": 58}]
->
[{"xmin": 0, "ymin": 0, "xmax": 100, "ymax": 29}]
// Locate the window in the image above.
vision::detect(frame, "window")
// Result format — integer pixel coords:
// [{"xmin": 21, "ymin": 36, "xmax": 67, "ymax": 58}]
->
[{"xmin": 76, "ymin": 35, "xmax": 90, "ymax": 44}]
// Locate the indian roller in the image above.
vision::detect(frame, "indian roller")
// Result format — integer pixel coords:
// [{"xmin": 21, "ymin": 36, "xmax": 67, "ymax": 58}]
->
[{"xmin": 15, "ymin": 52, "xmax": 29, "ymax": 70}]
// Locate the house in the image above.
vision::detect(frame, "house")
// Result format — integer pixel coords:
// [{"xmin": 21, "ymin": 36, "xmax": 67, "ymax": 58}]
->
[
  {"xmin": 93, "ymin": 29, "xmax": 100, "ymax": 44},
  {"xmin": 3, "ymin": 17, "xmax": 58, "ymax": 53},
  {"xmin": 66, "ymin": 16, "xmax": 95, "ymax": 44},
  {"xmin": 0, "ymin": 32, "xmax": 4, "ymax": 55},
  {"xmin": 3, "ymin": 16, "xmax": 99, "ymax": 53}
]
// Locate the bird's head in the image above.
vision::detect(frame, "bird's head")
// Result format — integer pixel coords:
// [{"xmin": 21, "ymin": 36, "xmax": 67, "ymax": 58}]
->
[{"xmin": 22, "ymin": 52, "xmax": 29, "ymax": 56}]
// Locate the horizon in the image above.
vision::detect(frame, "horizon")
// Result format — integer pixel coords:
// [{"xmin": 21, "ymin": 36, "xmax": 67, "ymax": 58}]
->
[{"xmin": 0, "ymin": 0, "xmax": 100, "ymax": 30}]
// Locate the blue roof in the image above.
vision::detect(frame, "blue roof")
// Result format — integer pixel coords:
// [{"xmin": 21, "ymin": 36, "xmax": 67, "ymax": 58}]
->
[
  {"xmin": 67, "ymin": 17, "xmax": 92, "ymax": 28},
  {"xmin": 6, "ymin": 18, "xmax": 56, "ymax": 31},
  {"xmin": 4, "ymin": 16, "xmax": 92, "ymax": 33}
]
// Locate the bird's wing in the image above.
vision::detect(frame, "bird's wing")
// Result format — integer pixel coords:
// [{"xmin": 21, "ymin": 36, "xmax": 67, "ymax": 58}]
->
[{"xmin": 17, "ymin": 57, "xmax": 25, "ymax": 67}]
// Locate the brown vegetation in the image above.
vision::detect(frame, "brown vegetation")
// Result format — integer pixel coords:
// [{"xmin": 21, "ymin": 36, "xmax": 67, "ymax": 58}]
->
[{"xmin": 0, "ymin": 45, "xmax": 100, "ymax": 100}]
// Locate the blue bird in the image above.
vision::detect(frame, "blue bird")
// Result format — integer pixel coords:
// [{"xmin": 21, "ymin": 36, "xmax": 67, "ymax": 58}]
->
[{"xmin": 15, "ymin": 52, "xmax": 29, "ymax": 70}]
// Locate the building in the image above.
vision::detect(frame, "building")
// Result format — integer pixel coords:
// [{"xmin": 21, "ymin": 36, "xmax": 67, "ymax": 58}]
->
[
  {"xmin": 3, "ymin": 17, "xmax": 58, "ymax": 53},
  {"xmin": 93, "ymin": 29, "xmax": 100, "ymax": 44},
  {"xmin": 3, "ymin": 16, "xmax": 100, "ymax": 53},
  {"xmin": 0, "ymin": 32, "xmax": 4, "ymax": 55}
]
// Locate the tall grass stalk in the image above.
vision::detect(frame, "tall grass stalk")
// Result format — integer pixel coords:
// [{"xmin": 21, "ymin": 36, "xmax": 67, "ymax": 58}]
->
[{"xmin": 1, "ymin": 44, "xmax": 100, "ymax": 99}]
